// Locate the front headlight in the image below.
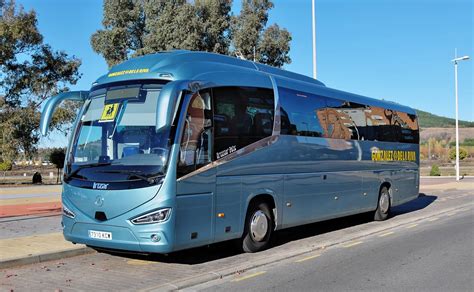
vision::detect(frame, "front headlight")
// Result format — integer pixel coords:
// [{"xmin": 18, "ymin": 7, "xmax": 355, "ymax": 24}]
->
[
  {"xmin": 130, "ymin": 208, "xmax": 171, "ymax": 225},
  {"xmin": 62, "ymin": 204, "xmax": 76, "ymax": 219}
]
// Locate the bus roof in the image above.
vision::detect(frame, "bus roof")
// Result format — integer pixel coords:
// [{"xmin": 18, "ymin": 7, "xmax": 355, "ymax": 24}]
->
[
  {"xmin": 94, "ymin": 50, "xmax": 415, "ymax": 115},
  {"xmin": 95, "ymin": 50, "xmax": 325, "ymax": 87}
]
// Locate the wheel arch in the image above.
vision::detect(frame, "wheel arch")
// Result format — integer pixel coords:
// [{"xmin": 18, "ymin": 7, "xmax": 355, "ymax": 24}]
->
[{"xmin": 243, "ymin": 192, "xmax": 278, "ymax": 232}]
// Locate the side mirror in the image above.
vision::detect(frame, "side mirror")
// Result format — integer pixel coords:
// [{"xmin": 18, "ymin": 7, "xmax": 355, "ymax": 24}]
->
[{"xmin": 40, "ymin": 91, "xmax": 88, "ymax": 136}]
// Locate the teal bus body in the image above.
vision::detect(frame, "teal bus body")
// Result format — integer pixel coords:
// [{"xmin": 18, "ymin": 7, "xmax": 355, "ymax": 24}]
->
[{"xmin": 41, "ymin": 51, "xmax": 419, "ymax": 253}]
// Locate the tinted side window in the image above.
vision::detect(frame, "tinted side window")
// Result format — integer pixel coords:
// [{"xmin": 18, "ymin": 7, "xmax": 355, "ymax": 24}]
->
[
  {"xmin": 325, "ymin": 98, "xmax": 365, "ymax": 140},
  {"xmin": 213, "ymin": 87, "xmax": 274, "ymax": 160},
  {"xmin": 363, "ymin": 106, "xmax": 396, "ymax": 142},
  {"xmin": 278, "ymin": 87, "xmax": 419, "ymax": 144},
  {"xmin": 280, "ymin": 88, "xmax": 326, "ymax": 137},
  {"xmin": 362, "ymin": 107, "xmax": 419, "ymax": 143},
  {"xmin": 392, "ymin": 111, "xmax": 419, "ymax": 143}
]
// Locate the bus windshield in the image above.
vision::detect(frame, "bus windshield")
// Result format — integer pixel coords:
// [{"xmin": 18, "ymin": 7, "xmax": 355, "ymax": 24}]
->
[{"xmin": 66, "ymin": 83, "xmax": 171, "ymax": 183}]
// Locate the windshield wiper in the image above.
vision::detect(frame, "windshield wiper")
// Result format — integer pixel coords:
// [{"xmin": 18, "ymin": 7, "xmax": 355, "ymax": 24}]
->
[
  {"xmin": 65, "ymin": 162, "xmax": 112, "ymax": 181},
  {"xmin": 95, "ymin": 170, "xmax": 164, "ymax": 184}
]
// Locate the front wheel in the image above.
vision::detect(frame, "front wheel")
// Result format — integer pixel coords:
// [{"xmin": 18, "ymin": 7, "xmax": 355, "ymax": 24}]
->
[
  {"xmin": 242, "ymin": 202, "xmax": 274, "ymax": 253},
  {"xmin": 374, "ymin": 186, "xmax": 391, "ymax": 221}
]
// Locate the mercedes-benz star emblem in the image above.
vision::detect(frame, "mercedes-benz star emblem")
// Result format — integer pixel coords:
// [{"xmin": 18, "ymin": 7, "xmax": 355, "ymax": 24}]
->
[{"xmin": 95, "ymin": 195, "xmax": 104, "ymax": 207}]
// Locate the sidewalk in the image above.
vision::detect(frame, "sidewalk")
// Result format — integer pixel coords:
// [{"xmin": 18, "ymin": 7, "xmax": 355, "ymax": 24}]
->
[
  {"xmin": 0, "ymin": 185, "xmax": 91, "ymax": 268},
  {"xmin": 0, "ymin": 232, "xmax": 92, "ymax": 269},
  {"xmin": 419, "ymin": 177, "xmax": 474, "ymax": 190},
  {"xmin": 0, "ymin": 185, "xmax": 62, "ymax": 217},
  {"xmin": 0, "ymin": 179, "xmax": 472, "ymax": 271}
]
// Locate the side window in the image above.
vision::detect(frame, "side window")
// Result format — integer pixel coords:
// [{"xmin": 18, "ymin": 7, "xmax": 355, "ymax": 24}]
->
[
  {"xmin": 358, "ymin": 105, "xmax": 419, "ymax": 143},
  {"xmin": 363, "ymin": 106, "xmax": 394, "ymax": 142},
  {"xmin": 325, "ymin": 98, "xmax": 361, "ymax": 140},
  {"xmin": 395, "ymin": 112, "xmax": 419, "ymax": 144},
  {"xmin": 343, "ymin": 102, "xmax": 368, "ymax": 140},
  {"xmin": 74, "ymin": 123, "xmax": 102, "ymax": 162},
  {"xmin": 177, "ymin": 91, "xmax": 212, "ymax": 177},
  {"xmin": 213, "ymin": 87, "xmax": 274, "ymax": 160},
  {"xmin": 280, "ymin": 88, "xmax": 325, "ymax": 137}
]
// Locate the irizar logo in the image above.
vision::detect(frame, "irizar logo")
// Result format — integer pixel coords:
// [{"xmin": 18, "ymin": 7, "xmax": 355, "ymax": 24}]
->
[{"xmin": 93, "ymin": 182, "xmax": 109, "ymax": 190}]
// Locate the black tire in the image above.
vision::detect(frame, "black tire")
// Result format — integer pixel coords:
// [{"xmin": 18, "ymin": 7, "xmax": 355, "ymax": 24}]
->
[
  {"xmin": 374, "ymin": 186, "xmax": 391, "ymax": 221},
  {"xmin": 242, "ymin": 202, "xmax": 274, "ymax": 253}
]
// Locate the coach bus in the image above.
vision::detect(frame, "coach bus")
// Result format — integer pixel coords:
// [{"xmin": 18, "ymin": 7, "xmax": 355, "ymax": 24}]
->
[{"xmin": 40, "ymin": 51, "xmax": 419, "ymax": 253}]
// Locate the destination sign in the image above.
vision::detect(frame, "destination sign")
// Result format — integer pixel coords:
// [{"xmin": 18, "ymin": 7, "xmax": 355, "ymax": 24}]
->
[{"xmin": 108, "ymin": 68, "xmax": 149, "ymax": 77}]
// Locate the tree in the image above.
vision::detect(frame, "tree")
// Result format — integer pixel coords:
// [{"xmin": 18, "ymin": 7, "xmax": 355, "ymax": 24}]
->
[
  {"xmin": 449, "ymin": 147, "xmax": 468, "ymax": 161},
  {"xmin": 231, "ymin": 0, "xmax": 291, "ymax": 66},
  {"xmin": 195, "ymin": 0, "xmax": 231, "ymax": 54},
  {"xmin": 48, "ymin": 147, "xmax": 65, "ymax": 183},
  {"xmin": 142, "ymin": 1, "xmax": 204, "ymax": 54},
  {"xmin": 231, "ymin": 0, "xmax": 273, "ymax": 60},
  {"xmin": 257, "ymin": 24, "xmax": 291, "ymax": 67},
  {"xmin": 1, "ymin": 104, "xmax": 40, "ymax": 161},
  {"xmin": 429, "ymin": 164, "xmax": 440, "ymax": 176},
  {"xmin": 91, "ymin": 0, "xmax": 145, "ymax": 67},
  {"xmin": 0, "ymin": 0, "xmax": 81, "ymax": 161},
  {"xmin": 91, "ymin": 0, "xmax": 291, "ymax": 68}
]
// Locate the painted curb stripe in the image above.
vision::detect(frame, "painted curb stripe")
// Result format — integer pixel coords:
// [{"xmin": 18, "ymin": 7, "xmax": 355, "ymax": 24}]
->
[
  {"xmin": 295, "ymin": 254, "xmax": 320, "ymax": 263},
  {"xmin": 231, "ymin": 271, "xmax": 266, "ymax": 282},
  {"xmin": 378, "ymin": 231, "xmax": 395, "ymax": 237},
  {"xmin": 343, "ymin": 241, "xmax": 363, "ymax": 248}
]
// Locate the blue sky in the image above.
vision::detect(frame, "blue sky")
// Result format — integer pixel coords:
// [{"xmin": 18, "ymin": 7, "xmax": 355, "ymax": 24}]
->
[{"xmin": 16, "ymin": 0, "xmax": 473, "ymax": 145}]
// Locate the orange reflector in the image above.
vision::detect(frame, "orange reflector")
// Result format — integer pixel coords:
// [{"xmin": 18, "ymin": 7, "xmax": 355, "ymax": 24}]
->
[{"xmin": 217, "ymin": 213, "xmax": 225, "ymax": 218}]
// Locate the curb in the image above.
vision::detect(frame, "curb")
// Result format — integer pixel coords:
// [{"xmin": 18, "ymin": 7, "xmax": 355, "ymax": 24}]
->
[
  {"xmin": 0, "ymin": 246, "xmax": 94, "ymax": 270},
  {"xmin": 145, "ymin": 203, "xmax": 473, "ymax": 291}
]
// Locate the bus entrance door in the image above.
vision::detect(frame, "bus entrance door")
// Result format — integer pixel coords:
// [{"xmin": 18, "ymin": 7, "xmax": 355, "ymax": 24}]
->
[{"xmin": 175, "ymin": 91, "xmax": 215, "ymax": 250}]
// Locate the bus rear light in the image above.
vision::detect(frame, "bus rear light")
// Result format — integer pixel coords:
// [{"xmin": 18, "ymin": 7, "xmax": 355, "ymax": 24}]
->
[
  {"xmin": 130, "ymin": 208, "xmax": 171, "ymax": 225},
  {"xmin": 62, "ymin": 205, "xmax": 76, "ymax": 219}
]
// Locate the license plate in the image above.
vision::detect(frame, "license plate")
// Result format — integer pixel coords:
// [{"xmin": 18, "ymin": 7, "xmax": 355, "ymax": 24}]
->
[{"xmin": 88, "ymin": 230, "xmax": 112, "ymax": 240}]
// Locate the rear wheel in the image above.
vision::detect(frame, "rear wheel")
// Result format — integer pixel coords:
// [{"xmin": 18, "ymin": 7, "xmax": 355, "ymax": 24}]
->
[
  {"xmin": 374, "ymin": 186, "xmax": 391, "ymax": 221},
  {"xmin": 242, "ymin": 202, "xmax": 274, "ymax": 253}
]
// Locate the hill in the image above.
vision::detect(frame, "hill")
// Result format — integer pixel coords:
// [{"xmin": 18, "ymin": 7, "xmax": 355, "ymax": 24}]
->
[{"xmin": 416, "ymin": 109, "xmax": 474, "ymax": 128}]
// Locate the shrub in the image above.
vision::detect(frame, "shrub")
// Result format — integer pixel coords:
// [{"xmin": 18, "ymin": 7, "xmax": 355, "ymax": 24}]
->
[
  {"xmin": 448, "ymin": 147, "xmax": 468, "ymax": 161},
  {"xmin": 430, "ymin": 164, "xmax": 441, "ymax": 176},
  {"xmin": 0, "ymin": 161, "xmax": 13, "ymax": 171}
]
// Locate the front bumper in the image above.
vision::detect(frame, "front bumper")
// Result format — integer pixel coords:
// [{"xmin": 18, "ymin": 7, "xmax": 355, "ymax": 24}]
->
[
  {"xmin": 64, "ymin": 220, "xmax": 172, "ymax": 253},
  {"xmin": 62, "ymin": 196, "xmax": 176, "ymax": 254}
]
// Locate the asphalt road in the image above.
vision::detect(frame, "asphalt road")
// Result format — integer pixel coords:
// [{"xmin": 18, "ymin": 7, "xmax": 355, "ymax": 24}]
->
[
  {"xmin": 191, "ymin": 209, "xmax": 474, "ymax": 291},
  {"xmin": 0, "ymin": 214, "xmax": 61, "ymax": 239}
]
